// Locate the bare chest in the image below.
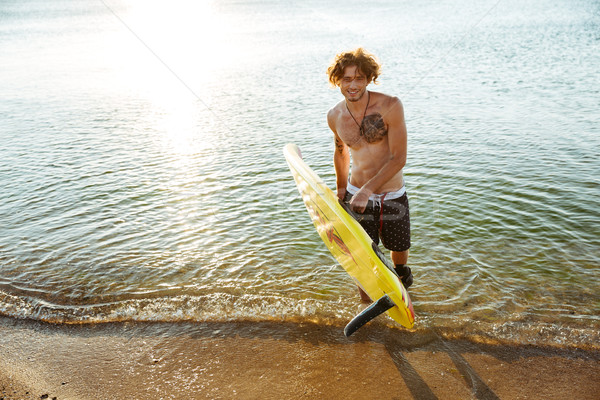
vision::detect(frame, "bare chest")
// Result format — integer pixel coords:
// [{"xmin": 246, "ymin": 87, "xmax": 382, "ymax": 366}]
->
[{"xmin": 338, "ymin": 112, "xmax": 388, "ymax": 148}]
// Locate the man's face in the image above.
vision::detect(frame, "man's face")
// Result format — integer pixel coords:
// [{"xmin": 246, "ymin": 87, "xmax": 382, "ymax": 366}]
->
[{"xmin": 340, "ymin": 65, "xmax": 368, "ymax": 102}]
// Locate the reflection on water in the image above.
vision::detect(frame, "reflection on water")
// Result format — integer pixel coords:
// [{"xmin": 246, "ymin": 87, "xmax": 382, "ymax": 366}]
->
[{"xmin": 0, "ymin": 0, "xmax": 598, "ymax": 348}]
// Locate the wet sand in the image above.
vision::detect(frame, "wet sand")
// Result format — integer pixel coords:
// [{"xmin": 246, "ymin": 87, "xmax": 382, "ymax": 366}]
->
[{"xmin": 0, "ymin": 317, "xmax": 598, "ymax": 400}]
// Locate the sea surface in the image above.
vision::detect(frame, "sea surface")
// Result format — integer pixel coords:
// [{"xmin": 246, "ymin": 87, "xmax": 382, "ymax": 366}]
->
[{"xmin": 1, "ymin": 0, "xmax": 599, "ymax": 349}]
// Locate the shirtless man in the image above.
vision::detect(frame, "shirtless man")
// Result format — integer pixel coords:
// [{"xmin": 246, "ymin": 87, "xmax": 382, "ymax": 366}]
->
[{"xmin": 326, "ymin": 48, "xmax": 413, "ymax": 300}]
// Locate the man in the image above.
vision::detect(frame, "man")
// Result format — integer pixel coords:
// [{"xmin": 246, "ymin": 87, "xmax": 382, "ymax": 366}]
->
[{"xmin": 326, "ymin": 48, "xmax": 413, "ymax": 301}]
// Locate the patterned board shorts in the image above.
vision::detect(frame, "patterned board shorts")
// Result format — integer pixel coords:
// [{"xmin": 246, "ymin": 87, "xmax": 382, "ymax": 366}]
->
[{"xmin": 343, "ymin": 189, "xmax": 411, "ymax": 252}]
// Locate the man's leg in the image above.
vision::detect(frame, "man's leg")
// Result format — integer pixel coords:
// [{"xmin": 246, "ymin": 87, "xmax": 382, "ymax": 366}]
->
[
  {"xmin": 357, "ymin": 286, "xmax": 371, "ymax": 303},
  {"xmin": 391, "ymin": 250, "xmax": 408, "ymax": 265},
  {"xmin": 379, "ymin": 192, "xmax": 411, "ymax": 288}
]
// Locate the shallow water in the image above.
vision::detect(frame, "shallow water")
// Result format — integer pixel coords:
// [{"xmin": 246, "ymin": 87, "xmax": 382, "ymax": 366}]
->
[{"xmin": 1, "ymin": 0, "xmax": 599, "ymax": 348}]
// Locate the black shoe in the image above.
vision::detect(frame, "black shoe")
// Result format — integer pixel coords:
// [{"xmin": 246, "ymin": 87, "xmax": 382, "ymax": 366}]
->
[{"xmin": 394, "ymin": 264, "xmax": 413, "ymax": 289}]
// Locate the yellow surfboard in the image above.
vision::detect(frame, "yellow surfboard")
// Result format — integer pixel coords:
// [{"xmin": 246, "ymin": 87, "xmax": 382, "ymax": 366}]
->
[{"xmin": 284, "ymin": 143, "xmax": 414, "ymax": 336}]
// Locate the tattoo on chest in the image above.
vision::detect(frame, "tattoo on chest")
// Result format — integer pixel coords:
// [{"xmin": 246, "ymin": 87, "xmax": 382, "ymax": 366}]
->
[{"xmin": 360, "ymin": 113, "xmax": 387, "ymax": 143}]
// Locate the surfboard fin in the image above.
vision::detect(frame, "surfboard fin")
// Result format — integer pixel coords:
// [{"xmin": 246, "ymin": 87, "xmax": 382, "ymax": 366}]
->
[{"xmin": 344, "ymin": 294, "xmax": 396, "ymax": 337}]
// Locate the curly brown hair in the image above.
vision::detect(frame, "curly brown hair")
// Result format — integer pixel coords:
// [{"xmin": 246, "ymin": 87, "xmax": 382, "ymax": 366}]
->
[{"xmin": 327, "ymin": 48, "xmax": 381, "ymax": 87}]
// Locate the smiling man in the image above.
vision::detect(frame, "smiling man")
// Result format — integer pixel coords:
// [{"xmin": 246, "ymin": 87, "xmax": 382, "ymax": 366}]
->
[{"xmin": 326, "ymin": 48, "xmax": 413, "ymax": 300}]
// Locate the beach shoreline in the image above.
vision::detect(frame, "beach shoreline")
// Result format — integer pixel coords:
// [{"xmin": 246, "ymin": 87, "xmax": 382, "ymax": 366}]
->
[{"xmin": 0, "ymin": 316, "xmax": 598, "ymax": 399}]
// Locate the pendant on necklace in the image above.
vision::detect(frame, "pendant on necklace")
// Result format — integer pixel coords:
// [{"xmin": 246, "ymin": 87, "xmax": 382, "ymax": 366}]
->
[{"xmin": 346, "ymin": 91, "xmax": 370, "ymax": 135}]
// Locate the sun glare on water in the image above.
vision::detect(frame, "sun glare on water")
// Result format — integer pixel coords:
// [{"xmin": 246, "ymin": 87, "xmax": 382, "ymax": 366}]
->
[{"xmin": 101, "ymin": 1, "xmax": 238, "ymax": 148}]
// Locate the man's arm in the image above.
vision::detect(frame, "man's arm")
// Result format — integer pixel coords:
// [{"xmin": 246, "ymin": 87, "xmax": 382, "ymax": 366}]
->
[
  {"xmin": 328, "ymin": 109, "xmax": 350, "ymax": 200},
  {"xmin": 350, "ymin": 97, "xmax": 407, "ymax": 211}
]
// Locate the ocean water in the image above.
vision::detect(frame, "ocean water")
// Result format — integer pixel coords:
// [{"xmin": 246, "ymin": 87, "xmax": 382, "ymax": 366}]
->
[{"xmin": 1, "ymin": 0, "xmax": 599, "ymax": 348}]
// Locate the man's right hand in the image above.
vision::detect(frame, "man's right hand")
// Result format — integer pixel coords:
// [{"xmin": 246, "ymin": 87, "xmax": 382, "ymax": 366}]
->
[
  {"xmin": 349, "ymin": 187, "xmax": 372, "ymax": 214},
  {"xmin": 337, "ymin": 187, "xmax": 347, "ymax": 201}
]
